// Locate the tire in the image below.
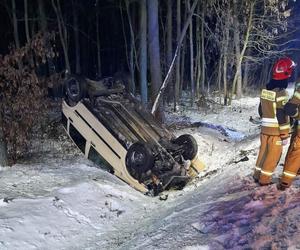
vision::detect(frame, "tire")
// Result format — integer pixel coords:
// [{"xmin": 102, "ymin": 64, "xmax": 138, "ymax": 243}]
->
[
  {"xmin": 64, "ymin": 75, "xmax": 86, "ymax": 106},
  {"xmin": 173, "ymin": 134, "xmax": 198, "ymax": 160},
  {"xmin": 125, "ymin": 142, "xmax": 155, "ymax": 180}
]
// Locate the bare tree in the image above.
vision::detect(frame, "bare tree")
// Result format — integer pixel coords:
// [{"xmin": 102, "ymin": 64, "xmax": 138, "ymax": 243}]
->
[
  {"xmin": 148, "ymin": 0, "xmax": 164, "ymax": 120},
  {"xmin": 125, "ymin": 0, "xmax": 137, "ymax": 94},
  {"xmin": 95, "ymin": 0, "xmax": 102, "ymax": 78},
  {"xmin": 52, "ymin": 0, "xmax": 71, "ymax": 73},
  {"xmin": 152, "ymin": 0, "xmax": 199, "ymax": 115},
  {"xmin": 195, "ymin": 2, "xmax": 201, "ymax": 98},
  {"xmin": 223, "ymin": 9, "xmax": 230, "ymax": 105},
  {"xmin": 174, "ymin": 0, "xmax": 181, "ymax": 111},
  {"xmin": 230, "ymin": 1, "xmax": 254, "ymax": 104},
  {"xmin": 38, "ymin": 0, "xmax": 47, "ymax": 32},
  {"xmin": 139, "ymin": 0, "xmax": 148, "ymax": 105},
  {"xmin": 200, "ymin": 1, "xmax": 206, "ymax": 94},
  {"xmin": 73, "ymin": 0, "xmax": 81, "ymax": 74},
  {"xmin": 233, "ymin": 0, "xmax": 242, "ymax": 99},
  {"xmin": 188, "ymin": 0, "xmax": 195, "ymax": 105},
  {"xmin": 12, "ymin": 0, "xmax": 20, "ymax": 49},
  {"xmin": 24, "ymin": 0, "xmax": 30, "ymax": 43},
  {"xmin": 166, "ymin": 0, "xmax": 173, "ymax": 102}
]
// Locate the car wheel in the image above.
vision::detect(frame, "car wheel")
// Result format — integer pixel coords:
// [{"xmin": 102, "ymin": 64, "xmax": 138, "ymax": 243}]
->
[
  {"xmin": 173, "ymin": 134, "xmax": 198, "ymax": 160},
  {"xmin": 64, "ymin": 75, "xmax": 86, "ymax": 106},
  {"xmin": 126, "ymin": 142, "xmax": 155, "ymax": 180}
]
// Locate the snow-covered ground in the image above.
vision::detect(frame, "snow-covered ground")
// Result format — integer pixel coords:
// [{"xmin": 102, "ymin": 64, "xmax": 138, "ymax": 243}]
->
[{"xmin": 1, "ymin": 95, "xmax": 300, "ymax": 250}]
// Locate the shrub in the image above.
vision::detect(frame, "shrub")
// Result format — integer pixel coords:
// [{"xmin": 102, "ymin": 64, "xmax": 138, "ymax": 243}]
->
[{"xmin": 0, "ymin": 32, "xmax": 56, "ymax": 163}]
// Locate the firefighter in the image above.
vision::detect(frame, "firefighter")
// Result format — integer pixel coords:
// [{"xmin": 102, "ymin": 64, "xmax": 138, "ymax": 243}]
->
[
  {"xmin": 278, "ymin": 77, "xmax": 300, "ymax": 190},
  {"xmin": 253, "ymin": 57, "xmax": 296, "ymax": 186}
]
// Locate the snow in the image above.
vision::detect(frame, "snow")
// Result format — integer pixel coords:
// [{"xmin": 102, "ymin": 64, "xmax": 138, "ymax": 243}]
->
[
  {"xmin": 1, "ymin": 94, "xmax": 300, "ymax": 249},
  {"xmin": 0, "ymin": 161, "xmax": 154, "ymax": 250}
]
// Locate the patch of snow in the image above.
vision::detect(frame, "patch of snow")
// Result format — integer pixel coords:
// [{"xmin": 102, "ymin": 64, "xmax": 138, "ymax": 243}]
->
[
  {"xmin": 183, "ymin": 245, "xmax": 210, "ymax": 250},
  {"xmin": 1, "ymin": 95, "xmax": 300, "ymax": 249}
]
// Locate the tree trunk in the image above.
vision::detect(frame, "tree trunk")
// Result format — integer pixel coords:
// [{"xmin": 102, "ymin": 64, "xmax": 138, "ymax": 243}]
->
[
  {"xmin": 229, "ymin": 2, "xmax": 254, "ymax": 104},
  {"xmin": 180, "ymin": 38, "xmax": 186, "ymax": 96},
  {"xmin": 0, "ymin": 111, "xmax": 8, "ymax": 167},
  {"xmin": 73, "ymin": 0, "xmax": 81, "ymax": 74},
  {"xmin": 96, "ymin": 0, "xmax": 102, "ymax": 78},
  {"xmin": 38, "ymin": 0, "xmax": 47, "ymax": 32},
  {"xmin": 233, "ymin": 0, "xmax": 242, "ymax": 99},
  {"xmin": 120, "ymin": 2, "xmax": 129, "ymax": 72},
  {"xmin": 24, "ymin": 0, "xmax": 30, "ymax": 43},
  {"xmin": 217, "ymin": 56, "xmax": 222, "ymax": 104},
  {"xmin": 125, "ymin": 0, "xmax": 136, "ymax": 94},
  {"xmin": 52, "ymin": 0, "xmax": 71, "ymax": 74},
  {"xmin": 12, "ymin": 0, "xmax": 20, "ymax": 49},
  {"xmin": 39, "ymin": 0, "xmax": 57, "ymax": 77},
  {"xmin": 166, "ymin": 0, "xmax": 172, "ymax": 69},
  {"xmin": 151, "ymin": 0, "xmax": 199, "ymax": 115},
  {"xmin": 243, "ymin": 58, "xmax": 250, "ymax": 88},
  {"xmin": 174, "ymin": 0, "xmax": 181, "ymax": 111},
  {"xmin": 147, "ymin": 0, "xmax": 164, "ymax": 121},
  {"xmin": 223, "ymin": 12, "xmax": 230, "ymax": 105},
  {"xmin": 188, "ymin": 0, "xmax": 195, "ymax": 106},
  {"xmin": 166, "ymin": 0, "xmax": 173, "ymax": 102},
  {"xmin": 261, "ymin": 62, "xmax": 271, "ymax": 86},
  {"xmin": 200, "ymin": 1, "xmax": 205, "ymax": 93},
  {"xmin": 139, "ymin": 0, "xmax": 148, "ymax": 105},
  {"xmin": 195, "ymin": 3, "xmax": 201, "ymax": 98}
]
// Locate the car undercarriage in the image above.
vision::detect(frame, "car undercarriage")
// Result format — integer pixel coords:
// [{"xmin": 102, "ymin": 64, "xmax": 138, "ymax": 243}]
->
[{"xmin": 62, "ymin": 75, "xmax": 205, "ymax": 195}]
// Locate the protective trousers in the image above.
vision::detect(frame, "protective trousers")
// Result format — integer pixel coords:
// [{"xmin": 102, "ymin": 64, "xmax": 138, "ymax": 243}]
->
[
  {"xmin": 280, "ymin": 133, "xmax": 300, "ymax": 188},
  {"xmin": 254, "ymin": 134, "xmax": 282, "ymax": 185}
]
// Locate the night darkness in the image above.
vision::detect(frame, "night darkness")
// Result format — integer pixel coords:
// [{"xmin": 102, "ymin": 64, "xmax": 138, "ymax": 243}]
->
[{"xmin": 0, "ymin": 0, "xmax": 300, "ymax": 81}]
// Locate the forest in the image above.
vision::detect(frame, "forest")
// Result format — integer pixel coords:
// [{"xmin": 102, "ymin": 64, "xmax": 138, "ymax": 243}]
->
[{"xmin": 0, "ymin": 0, "xmax": 299, "ymax": 163}]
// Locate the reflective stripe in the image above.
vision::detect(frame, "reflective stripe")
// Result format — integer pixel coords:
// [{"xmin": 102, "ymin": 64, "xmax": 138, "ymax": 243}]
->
[
  {"xmin": 261, "ymin": 89, "xmax": 276, "ymax": 101},
  {"xmin": 262, "ymin": 123, "xmax": 279, "ymax": 128},
  {"xmin": 294, "ymin": 92, "xmax": 300, "ymax": 100},
  {"xmin": 261, "ymin": 117, "xmax": 279, "ymax": 127},
  {"xmin": 262, "ymin": 118, "xmax": 278, "ymax": 123},
  {"xmin": 273, "ymin": 102, "xmax": 277, "ymax": 117},
  {"xmin": 292, "ymin": 110, "xmax": 299, "ymax": 118},
  {"xmin": 276, "ymin": 96, "xmax": 287, "ymax": 102},
  {"xmin": 255, "ymin": 166, "xmax": 261, "ymax": 171},
  {"xmin": 279, "ymin": 124, "xmax": 290, "ymax": 130},
  {"xmin": 261, "ymin": 170, "xmax": 273, "ymax": 176},
  {"xmin": 283, "ymin": 171, "xmax": 296, "ymax": 178}
]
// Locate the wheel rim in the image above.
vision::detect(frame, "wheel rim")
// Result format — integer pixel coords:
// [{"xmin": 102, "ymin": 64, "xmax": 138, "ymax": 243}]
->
[
  {"xmin": 126, "ymin": 143, "xmax": 155, "ymax": 181},
  {"xmin": 174, "ymin": 134, "xmax": 198, "ymax": 160},
  {"xmin": 130, "ymin": 151, "xmax": 145, "ymax": 167}
]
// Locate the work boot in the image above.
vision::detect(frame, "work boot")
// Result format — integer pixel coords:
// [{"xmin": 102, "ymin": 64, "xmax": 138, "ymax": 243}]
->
[
  {"xmin": 253, "ymin": 170, "xmax": 260, "ymax": 183},
  {"xmin": 259, "ymin": 181, "xmax": 271, "ymax": 186},
  {"xmin": 259, "ymin": 175, "xmax": 272, "ymax": 186},
  {"xmin": 277, "ymin": 183, "xmax": 287, "ymax": 191}
]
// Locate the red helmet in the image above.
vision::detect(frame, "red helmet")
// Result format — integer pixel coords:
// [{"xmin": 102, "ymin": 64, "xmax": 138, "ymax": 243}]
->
[{"xmin": 272, "ymin": 57, "xmax": 296, "ymax": 80}]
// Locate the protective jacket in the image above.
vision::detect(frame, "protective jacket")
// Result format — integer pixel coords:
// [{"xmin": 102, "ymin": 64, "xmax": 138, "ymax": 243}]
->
[
  {"xmin": 254, "ymin": 85, "xmax": 290, "ymax": 185},
  {"xmin": 279, "ymin": 79, "xmax": 300, "ymax": 189},
  {"xmin": 258, "ymin": 88, "xmax": 290, "ymax": 138}
]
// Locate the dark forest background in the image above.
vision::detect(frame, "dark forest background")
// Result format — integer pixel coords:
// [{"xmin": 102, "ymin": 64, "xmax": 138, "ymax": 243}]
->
[{"xmin": 0, "ymin": 0, "xmax": 300, "ymax": 164}]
